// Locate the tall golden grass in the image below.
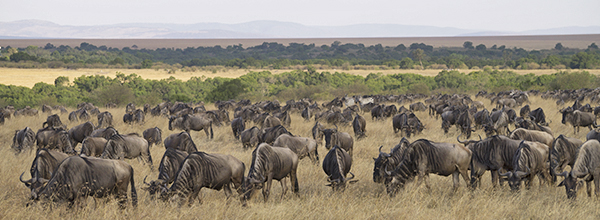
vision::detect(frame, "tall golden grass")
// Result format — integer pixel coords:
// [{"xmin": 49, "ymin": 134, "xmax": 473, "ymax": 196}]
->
[{"xmin": 1, "ymin": 95, "xmax": 600, "ymax": 219}]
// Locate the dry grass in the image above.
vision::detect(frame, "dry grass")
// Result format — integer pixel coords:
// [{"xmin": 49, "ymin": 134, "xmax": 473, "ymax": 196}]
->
[
  {"xmin": 3, "ymin": 67, "xmax": 600, "ymax": 88},
  {"xmin": 1, "ymin": 96, "xmax": 600, "ymax": 219}
]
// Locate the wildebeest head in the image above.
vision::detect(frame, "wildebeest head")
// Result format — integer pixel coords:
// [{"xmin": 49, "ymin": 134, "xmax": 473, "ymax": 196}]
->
[
  {"xmin": 561, "ymin": 107, "xmax": 574, "ymax": 125},
  {"xmin": 557, "ymin": 171, "xmax": 584, "ymax": 199},
  {"xmin": 101, "ymin": 134, "xmax": 125, "ymax": 159},
  {"xmin": 143, "ymin": 175, "xmax": 168, "ymax": 197},
  {"xmin": 373, "ymin": 146, "xmax": 391, "ymax": 183},
  {"xmin": 321, "ymin": 125, "xmax": 338, "ymax": 150},
  {"xmin": 168, "ymin": 116, "xmax": 178, "ymax": 131},
  {"xmin": 20, "ymin": 172, "xmax": 49, "ymax": 199},
  {"xmin": 500, "ymin": 169, "xmax": 530, "ymax": 191}
]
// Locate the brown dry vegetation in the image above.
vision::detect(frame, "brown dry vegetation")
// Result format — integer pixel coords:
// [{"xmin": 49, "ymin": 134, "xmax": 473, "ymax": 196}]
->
[
  {"xmin": 1, "ymin": 95, "xmax": 600, "ymax": 219},
  {"xmin": 3, "ymin": 67, "xmax": 600, "ymax": 88}
]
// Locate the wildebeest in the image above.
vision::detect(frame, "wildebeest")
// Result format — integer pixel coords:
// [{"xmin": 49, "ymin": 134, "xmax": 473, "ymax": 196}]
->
[
  {"xmin": 42, "ymin": 114, "xmax": 65, "ymax": 129},
  {"xmin": 312, "ymin": 121, "xmax": 325, "ymax": 146},
  {"xmin": 101, "ymin": 133, "xmax": 152, "ymax": 169},
  {"xmin": 519, "ymin": 105, "xmax": 531, "ymax": 118},
  {"xmin": 550, "ymin": 135, "xmax": 583, "ymax": 183},
  {"xmin": 273, "ymin": 134, "xmax": 319, "ymax": 163},
  {"xmin": 514, "ymin": 117, "xmax": 553, "ymax": 135},
  {"xmin": 456, "ymin": 110, "xmax": 473, "ymax": 139},
  {"xmin": 231, "ymin": 116, "xmax": 245, "ymax": 140},
  {"xmin": 473, "ymin": 109, "xmax": 491, "ymax": 130},
  {"xmin": 143, "ymin": 148, "xmax": 189, "ymax": 197},
  {"xmin": 301, "ymin": 107, "xmax": 311, "ymax": 121},
  {"xmin": 441, "ymin": 110, "xmax": 459, "ymax": 135},
  {"xmin": 323, "ymin": 146, "xmax": 357, "ymax": 191},
  {"xmin": 90, "ymin": 126, "xmax": 118, "ymax": 140},
  {"xmin": 373, "ymin": 138, "xmax": 411, "ymax": 184},
  {"xmin": 275, "ymin": 110, "xmax": 291, "ymax": 127},
  {"xmin": 499, "ymin": 141, "xmax": 550, "ymax": 191},
  {"xmin": 163, "ymin": 132, "xmax": 198, "ymax": 154},
  {"xmin": 97, "ymin": 111, "xmax": 113, "ymax": 128},
  {"xmin": 240, "ymin": 126, "xmax": 261, "ymax": 149},
  {"xmin": 20, "ymin": 149, "xmax": 69, "ymax": 194},
  {"xmin": 68, "ymin": 121, "xmax": 94, "ymax": 148},
  {"xmin": 263, "ymin": 115, "xmax": 282, "ymax": 128},
  {"xmin": 261, "ymin": 125, "xmax": 293, "ymax": 145},
  {"xmin": 529, "ymin": 107, "xmax": 548, "ymax": 126},
  {"xmin": 393, "ymin": 113, "xmax": 411, "ymax": 137},
  {"xmin": 242, "ymin": 143, "xmax": 299, "ymax": 203},
  {"xmin": 484, "ymin": 109, "xmax": 511, "ymax": 136},
  {"xmin": 35, "ymin": 127, "xmax": 75, "ymax": 154},
  {"xmin": 410, "ymin": 102, "xmax": 427, "ymax": 112},
  {"xmin": 352, "ymin": 114, "xmax": 367, "ymax": 139},
  {"xmin": 557, "ymin": 139, "xmax": 600, "ymax": 199},
  {"xmin": 561, "ymin": 107, "xmax": 598, "ymax": 134},
  {"xmin": 509, "ymin": 128, "xmax": 554, "ymax": 147},
  {"xmin": 371, "ymin": 104, "xmax": 384, "ymax": 121},
  {"xmin": 321, "ymin": 126, "xmax": 354, "ymax": 157},
  {"xmin": 123, "ymin": 109, "xmax": 145, "ymax": 124},
  {"xmin": 27, "ymin": 155, "xmax": 137, "ymax": 208},
  {"xmin": 143, "ymin": 127, "xmax": 162, "ymax": 148},
  {"xmin": 458, "ymin": 135, "xmax": 522, "ymax": 188},
  {"xmin": 159, "ymin": 151, "xmax": 245, "ymax": 206},
  {"xmin": 169, "ymin": 114, "xmax": 213, "ymax": 139},
  {"xmin": 80, "ymin": 137, "xmax": 108, "ymax": 157},
  {"xmin": 12, "ymin": 127, "xmax": 36, "ymax": 153},
  {"xmin": 385, "ymin": 139, "xmax": 472, "ymax": 195}
]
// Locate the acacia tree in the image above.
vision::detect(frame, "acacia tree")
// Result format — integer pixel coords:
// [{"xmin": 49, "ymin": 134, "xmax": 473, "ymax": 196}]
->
[{"xmin": 412, "ymin": 49, "xmax": 425, "ymax": 69}]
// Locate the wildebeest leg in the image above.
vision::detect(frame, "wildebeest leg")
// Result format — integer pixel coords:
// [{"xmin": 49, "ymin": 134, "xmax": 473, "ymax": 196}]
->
[
  {"xmin": 491, "ymin": 170, "xmax": 500, "ymax": 187},
  {"xmin": 224, "ymin": 184, "xmax": 233, "ymax": 204},
  {"xmin": 594, "ymin": 174, "xmax": 600, "ymax": 197},
  {"xmin": 190, "ymin": 187, "xmax": 201, "ymax": 206},
  {"xmin": 452, "ymin": 171, "xmax": 461, "ymax": 190},
  {"xmin": 460, "ymin": 168, "xmax": 470, "ymax": 188},
  {"xmin": 263, "ymin": 176, "xmax": 273, "ymax": 202},
  {"xmin": 291, "ymin": 170, "xmax": 299, "ymax": 194},
  {"xmin": 279, "ymin": 178, "xmax": 288, "ymax": 200}
]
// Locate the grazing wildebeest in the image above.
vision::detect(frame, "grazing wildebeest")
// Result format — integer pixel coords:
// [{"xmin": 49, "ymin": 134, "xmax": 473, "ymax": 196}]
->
[
  {"xmin": 441, "ymin": 109, "xmax": 459, "ymax": 135},
  {"xmin": 514, "ymin": 117, "xmax": 553, "ymax": 135},
  {"xmin": 273, "ymin": 134, "xmax": 319, "ymax": 163},
  {"xmin": 242, "ymin": 143, "xmax": 299, "ymax": 203},
  {"xmin": 143, "ymin": 148, "xmax": 189, "ymax": 197},
  {"xmin": 97, "ymin": 111, "xmax": 114, "ymax": 128},
  {"xmin": 321, "ymin": 126, "xmax": 354, "ymax": 157},
  {"xmin": 263, "ymin": 115, "xmax": 282, "ymax": 128},
  {"xmin": 240, "ymin": 126, "xmax": 261, "ymax": 149},
  {"xmin": 312, "ymin": 121, "xmax": 325, "ymax": 146},
  {"xmin": 90, "ymin": 126, "xmax": 118, "ymax": 140},
  {"xmin": 143, "ymin": 127, "xmax": 162, "ymax": 148},
  {"xmin": 12, "ymin": 127, "xmax": 36, "ymax": 153},
  {"xmin": 371, "ymin": 104, "xmax": 384, "ymax": 121},
  {"xmin": 231, "ymin": 116, "xmax": 245, "ymax": 140},
  {"xmin": 35, "ymin": 127, "xmax": 75, "ymax": 155},
  {"xmin": 561, "ymin": 107, "xmax": 598, "ymax": 134},
  {"xmin": 42, "ymin": 114, "xmax": 65, "ymax": 129},
  {"xmin": 68, "ymin": 121, "xmax": 94, "ymax": 148},
  {"xmin": 352, "ymin": 114, "xmax": 367, "ymax": 139},
  {"xmin": 101, "ymin": 133, "xmax": 152, "ymax": 169},
  {"xmin": 323, "ymin": 146, "xmax": 357, "ymax": 191},
  {"xmin": 275, "ymin": 110, "xmax": 291, "ymax": 127},
  {"xmin": 80, "ymin": 137, "xmax": 108, "ymax": 157},
  {"xmin": 20, "ymin": 149, "xmax": 69, "ymax": 195},
  {"xmin": 393, "ymin": 113, "xmax": 411, "ymax": 137},
  {"xmin": 509, "ymin": 128, "xmax": 554, "ymax": 147},
  {"xmin": 159, "ymin": 151, "xmax": 245, "ymax": 206},
  {"xmin": 27, "ymin": 156, "xmax": 137, "ymax": 208},
  {"xmin": 409, "ymin": 102, "xmax": 427, "ymax": 112},
  {"xmin": 557, "ymin": 139, "xmax": 600, "ymax": 199},
  {"xmin": 163, "ymin": 132, "xmax": 198, "ymax": 154},
  {"xmin": 384, "ymin": 139, "xmax": 472, "ymax": 195},
  {"xmin": 301, "ymin": 107, "xmax": 311, "ymax": 121},
  {"xmin": 529, "ymin": 107, "xmax": 549, "ymax": 126},
  {"xmin": 484, "ymin": 109, "xmax": 511, "ymax": 136},
  {"xmin": 499, "ymin": 141, "xmax": 550, "ymax": 191},
  {"xmin": 473, "ymin": 109, "xmax": 491, "ymax": 130},
  {"xmin": 550, "ymin": 135, "xmax": 583, "ymax": 183},
  {"xmin": 261, "ymin": 125, "xmax": 293, "ymax": 145},
  {"xmin": 456, "ymin": 110, "xmax": 473, "ymax": 139},
  {"xmin": 373, "ymin": 138, "xmax": 411, "ymax": 185},
  {"xmin": 169, "ymin": 114, "xmax": 213, "ymax": 139}
]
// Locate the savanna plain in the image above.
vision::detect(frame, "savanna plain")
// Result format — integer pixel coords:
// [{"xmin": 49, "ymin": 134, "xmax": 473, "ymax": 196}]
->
[{"xmin": 2, "ymin": 93, "xmax": 600, "ymax": 219}]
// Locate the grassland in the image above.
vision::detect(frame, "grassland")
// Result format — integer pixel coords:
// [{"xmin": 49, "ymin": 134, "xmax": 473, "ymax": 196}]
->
[
  {"xmin": 3, "ymin": 67, "xmax": 600, "ymax": 88},
  {"xmin": 1, "ymin": 95, "xmax": 600, "ymax": 219}
]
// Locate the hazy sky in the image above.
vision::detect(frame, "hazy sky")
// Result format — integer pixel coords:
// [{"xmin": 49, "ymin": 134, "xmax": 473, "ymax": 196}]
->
[{"xmin": 2, "ymin": 0, "xmax": 599, "ymax": 32}]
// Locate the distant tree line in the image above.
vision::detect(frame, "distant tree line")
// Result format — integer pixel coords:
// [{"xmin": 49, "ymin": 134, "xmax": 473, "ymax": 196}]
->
[
  {"xmin": 0, "ymin": 69, "xmax": 598, "ymax": 109},
  {"xmin": 0, "ymin": 41, "xmax": 599, "ymax": 70}
]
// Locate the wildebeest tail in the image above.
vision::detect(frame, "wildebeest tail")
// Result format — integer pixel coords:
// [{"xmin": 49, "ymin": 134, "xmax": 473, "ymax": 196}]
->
[
  {"xmin": 130, "ymin": 166, "xmax": 138, "ymax": 207},
  {"xmin": 210, "ymin": 121, "xmax": 214, "ymax": 139}
]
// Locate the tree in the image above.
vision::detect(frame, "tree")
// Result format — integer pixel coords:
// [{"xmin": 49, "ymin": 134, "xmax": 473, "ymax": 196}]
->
[
  {"xmin": 54, "ymin": 76, "xmax": 69, "ymax": 87},
  {"xmin": 411, "ymin": 49, "xmax": 425, "ymax": 69},
  {"xmin": 394, "ymin": 44, "xmax": 406, "ymax": 51},
  {"xmin": 589, "ymin": 43, "xmax": 599, "ymax": 50},
  {"xmin": 399, "ymin": 57, "xmax": 413, "ymax": 69},
  {"xmin": 463, "ymin": 41, "xmax": 474, "ymax": 49},
  {"xmin": 44, "ymin": 43, "xmax": 56, "ymax": 50},
  {"xmin": 555, "ymin": 43, "xmax": 564, "ymax": 50},
  {"xmin": 141, "ymin": 59, "xmax": 153, "ymax": 69},
  {"xmin": 10, "ymin": 52, "xmax": 36, "ymax": 62},
  {"xmin": 476, "ymin": 44, "xmax": 487, "ymax": 51}
]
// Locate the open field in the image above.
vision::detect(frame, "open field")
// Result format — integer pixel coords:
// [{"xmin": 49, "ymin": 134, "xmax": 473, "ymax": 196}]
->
[
  {"xmin": 3, "ymin": 67, "xmax": 600, "ymax": 88},
  {"xmin": 1, "ymin": 34, "xmax": 598, "ymax": 50},
  {"xmin": 1, "ymin": 95, "xmax": 600, "ymax": 219}
]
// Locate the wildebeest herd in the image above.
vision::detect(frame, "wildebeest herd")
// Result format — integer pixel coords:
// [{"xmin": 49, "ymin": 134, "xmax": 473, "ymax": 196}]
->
[{"xmin": 5, "ymin": 88, "xmax": 600, "ymax": 210}]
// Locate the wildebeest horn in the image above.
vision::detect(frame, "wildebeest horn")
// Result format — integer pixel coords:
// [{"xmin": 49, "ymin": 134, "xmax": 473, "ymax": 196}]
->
[
  {"xmin": 515, "ymin": 171, "xmax": 527, "ymax": 178},
  {"xmin": 334, "ymin": 124, "xmax": 338, "ymax": 131},
  {"xmin": 384, "ymin": 164, "xmax": 392, "ymax": 176},
  {"xmin": 478, "ymin": 134, "xmax": 482, "ymax": 141},
  {"xmin": 345, "ymin": 172, "xmax": 355, "ymax": 181},
  {"xmin": 457, "ymin": 134, "xmax": 466, "ymax": 144},
  {"xmin": 19, "ymin": 172, "xmax": 32, "ymax": 184},
  {"xmin": 378, "ymin": 146, "xmax": 384, "ymax": 153},
  {"xmin": 556, "ymin": 171, "xmax": 569, "ymax": 177},
  {"xmin": 143, "ymin": 175, "xmax": 150, "ymax": 186},
  {"xmin": 499, "ymin": 171, "xmax": 512, "ymax": 177}
]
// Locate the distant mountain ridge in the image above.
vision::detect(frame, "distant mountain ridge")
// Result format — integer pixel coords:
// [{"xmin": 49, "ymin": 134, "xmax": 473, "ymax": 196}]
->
[{"xmin": 1, "ymin": 20, "xmax": 599, "ymax": 39}]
